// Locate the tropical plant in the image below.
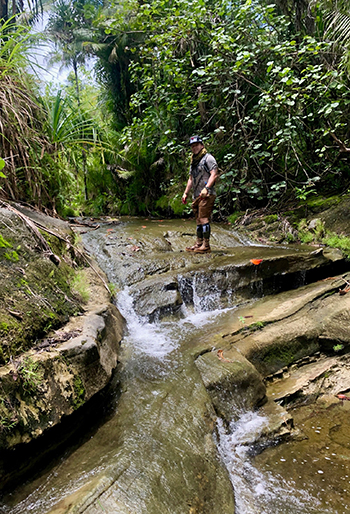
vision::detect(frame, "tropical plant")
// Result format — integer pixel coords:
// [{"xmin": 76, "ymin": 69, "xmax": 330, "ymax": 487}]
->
[
  {"xmin": 310, "ymin": 0, "xmax": 350, "ymax": 73},
  {"xmin": 41, "ymin": 71, "xmax": 126, "ymax": 215},
  {"xmin": 311, "ymin": 0, "xmax": 350, "ymax": 41},
  {"xmin": 89, "ymin": 0, "xmax": 350, "ymax": 215},
  {"xmin": 46, "ymin": 0, "xmax": 110, "ymax": 202},
  {"xmin": 0, "ymin": 18, "xmax": 54, "ymax": 208},
  {"xmin": 0, "ymin": 0, "xmax": 42, "ymax": 22},
  {"xmin": 17, "ymin": 357, "xmax": 44, "ymax": 394},
  {"xmin": 46, "ymin": 0, "xmax": 98, "ymax": 103}
]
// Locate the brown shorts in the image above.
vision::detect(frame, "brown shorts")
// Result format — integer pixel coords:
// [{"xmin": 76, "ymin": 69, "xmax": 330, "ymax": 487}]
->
[{"xmin": 192, "ymin": 195, "xmax": 216, "ymax": 225}]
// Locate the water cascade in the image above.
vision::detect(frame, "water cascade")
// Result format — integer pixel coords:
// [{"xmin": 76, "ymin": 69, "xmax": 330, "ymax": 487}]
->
[{"xmin": 2, "ymin": 219, "xmax": 350, "ymax": 513}]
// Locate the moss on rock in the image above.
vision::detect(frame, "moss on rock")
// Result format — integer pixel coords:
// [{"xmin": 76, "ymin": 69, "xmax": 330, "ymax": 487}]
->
[
  {"xmin": 0, "ymin": 207, "xmax": 88, "ymax": 365},
  {"xmin": 73, "ymin": 375, "xmax": 85, "ymax": 410},
  {"xmin": 254, "ymin": 338, "xmax": 320, "ymax": 375},
  {"xmin": 305, "ymin": 195, "xmax": 342, "ymax": 214}
]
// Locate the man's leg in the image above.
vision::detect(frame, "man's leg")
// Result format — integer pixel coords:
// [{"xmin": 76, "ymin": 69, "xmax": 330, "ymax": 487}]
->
[
  {"xmin": 202, "ymin": 222, "xmax": 210, "ymax": 246},
  {"xmin": 186, "ymin": 224, "xmax": 203, "ymax": 252},
  {"xmin": 194, "ymin": 196, "xmax": 215, "ymax": 253},
  {"xmin": 186, "ymin": 198, "xmax": 203, "ymax": 251}
]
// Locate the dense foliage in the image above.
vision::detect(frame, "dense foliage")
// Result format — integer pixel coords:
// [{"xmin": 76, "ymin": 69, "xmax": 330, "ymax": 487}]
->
[
  {"xmin": 0, "ymin": 19, "xmax": 53, "ymax": 208},
  {"xmin": 92, "ymin": 0, "xmax": 350, "ymax": 216},
  {"xmin": 2, "ymin": 0, "xmax": 350, "ymax": 218},
  {"xmin": 0, "ymin": 18, "xmax": 118, "ymax": 215}
]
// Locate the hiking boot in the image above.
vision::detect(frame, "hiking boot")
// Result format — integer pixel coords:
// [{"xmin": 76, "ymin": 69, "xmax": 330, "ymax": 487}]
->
[
  {"xmin": 193, "ymin": 239, "xmax": 211, "ymax": 254},
  {"xmin": 186, "ymin": 238, "xmax": 203, "ymax": 252}
]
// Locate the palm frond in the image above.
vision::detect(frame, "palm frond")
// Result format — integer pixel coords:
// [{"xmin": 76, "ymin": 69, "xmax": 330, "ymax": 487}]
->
[{"xmin": 326, "ymin": 11, "xmax": 350, "ymax": 43}]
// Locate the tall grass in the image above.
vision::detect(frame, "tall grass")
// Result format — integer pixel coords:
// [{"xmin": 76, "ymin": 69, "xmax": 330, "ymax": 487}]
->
[{"xmin": 0, "ymin": 18, "xmax": 52, "ymax": 208}]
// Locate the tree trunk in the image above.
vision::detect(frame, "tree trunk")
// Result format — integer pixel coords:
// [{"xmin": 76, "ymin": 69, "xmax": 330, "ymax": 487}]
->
[
  {"xmin": 82, "ymin": 147, "xmax": 88, "ymax": 200},
  {"xmin": 0, "ymin": 0, "xmax": 8, "ymax": 20},
  {"xmin": 72, "ymin": 60, "xmax": 88, "ymax": 199},
  {"xmin": 73, "ymin": 59, "xmax": 80, "ymax": 105}
]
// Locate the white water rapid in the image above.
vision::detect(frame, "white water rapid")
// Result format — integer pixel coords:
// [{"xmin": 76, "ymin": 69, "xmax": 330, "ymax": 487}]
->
[{"xmin": 117, "ymin": 285, "xmax": 333, "ymax": 514}]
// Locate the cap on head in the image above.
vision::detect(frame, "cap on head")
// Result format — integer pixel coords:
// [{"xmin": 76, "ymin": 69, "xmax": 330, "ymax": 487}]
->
[{"xmin": 189, "ymin": 135, "xmax": 203, "ymax": 145}]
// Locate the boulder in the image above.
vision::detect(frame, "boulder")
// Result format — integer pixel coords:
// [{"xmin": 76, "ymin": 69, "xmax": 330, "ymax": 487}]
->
[
  {"xmin": 195, "ymin": 347, "xmax": 266, "ymax": 424},
  {"xmin": 0, "ymin": 204, "xmax": 83, "ymax": 363},
  {"xmin": 129, "ymin": 274, "xmax": 183, "ymax": 320},
  {"xmin": 0, "ymin": 267, "xmax": 125, "ymax": 451},
  {"xmin": 0, "ymin": 204, "xmax": 125, "ymax": 456}
]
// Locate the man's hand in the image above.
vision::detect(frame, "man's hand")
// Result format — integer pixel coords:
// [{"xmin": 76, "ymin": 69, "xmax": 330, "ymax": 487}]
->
[
  {"xmin": 200, "ymin": 187, "xmax": 209, "ymax": 198},
  {"xmin": 182, "ymin": 193, "xmax": 188, "ymax": 204}
]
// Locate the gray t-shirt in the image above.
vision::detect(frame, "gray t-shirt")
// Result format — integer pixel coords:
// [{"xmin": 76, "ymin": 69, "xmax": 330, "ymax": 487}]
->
[{"xmin": 190, "ymin": 153, "xmax": 218, "ymax": 198}]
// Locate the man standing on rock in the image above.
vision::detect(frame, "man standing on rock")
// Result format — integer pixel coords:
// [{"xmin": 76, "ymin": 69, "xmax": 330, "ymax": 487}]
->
[{"xmin": 182, "ymin": 135, "xmax": 219, "ymax": 254}]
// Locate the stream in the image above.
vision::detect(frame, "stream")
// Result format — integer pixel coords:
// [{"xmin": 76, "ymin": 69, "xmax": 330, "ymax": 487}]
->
[{"xmin": 1, "ymin": 218, "xmax": 350, "ymax": 513}]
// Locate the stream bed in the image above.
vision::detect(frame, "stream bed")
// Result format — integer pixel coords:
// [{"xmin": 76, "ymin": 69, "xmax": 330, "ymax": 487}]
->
[{"xmin": 2, "ymin": 218, "xmax": 350, "ymax": 513}]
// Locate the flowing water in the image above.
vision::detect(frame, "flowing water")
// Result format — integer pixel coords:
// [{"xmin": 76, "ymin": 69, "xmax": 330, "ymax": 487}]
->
[
  {"xmin": 1, "ymin": 219, "xmax": 349, "ymax": 513},
  {"xmin": 2, "ymin": 292, "xmax": 238, "ymax": 513},
  {"xmin": 218, "ymin": 412, "xmax": 338, "ymax": 514}
]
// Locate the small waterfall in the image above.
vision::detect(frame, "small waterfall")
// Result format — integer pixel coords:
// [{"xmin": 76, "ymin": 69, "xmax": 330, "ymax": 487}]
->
[
  {"xmin": 116, "ymin": 287, "xmax": 236, "ymax": 358},
  {"xmin": 251, "ymin": 266, "xmax": 264, "ymax": 297},
  {"xmin": 178, "ymin": 273, "xmax": 232, "ymax": 313},
  {"xmin": 116, "ymin": 288, "xmax": 178, "ymax": 358},
  {"xmin": 192, "ymin": 274, "xmax": 222, "ymax": 312},
  {"xmin": 228, "ymin": 230, "xmax": 260, "ymax": 247},
  {"xmin": 224, "ymin": 269, "xmax": 235, "ymax": 305},
  {"xmin": 295, "ymin": 269, "xmax": 307, "ymax": 288},
  {"xmin": 217, "ymin": 413, "xmax": 333, "ymax": 514}
]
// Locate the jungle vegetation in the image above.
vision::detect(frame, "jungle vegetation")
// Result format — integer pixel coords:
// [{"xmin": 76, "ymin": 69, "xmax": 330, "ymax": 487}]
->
[{"xmin": 1, "ymin": 0, "xmax": 350, "ymax": 218}]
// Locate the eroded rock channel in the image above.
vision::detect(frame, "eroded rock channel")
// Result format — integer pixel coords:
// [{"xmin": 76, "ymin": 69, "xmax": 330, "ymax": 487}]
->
[{"xmin": 2, "ymin": 217, "xmax": 350, "ymax": 513}]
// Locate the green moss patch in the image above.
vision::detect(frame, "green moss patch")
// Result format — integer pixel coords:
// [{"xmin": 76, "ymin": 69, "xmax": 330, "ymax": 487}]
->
[
  {"xmin": 323, "ymin": 233, "xmax": 350, "ymax": 258},
  {"xmin": 17, "ymin": 357, "xmax": 44, "ymax": 395},
  {"xmin": 0, "ymin": 234, "xmax": 12, "ymax": 248},
  {"xmin": 0, "ymin": 211, "xmax": 88, "ymax": 365},
  {"xmin": 251, "ymin": 338, "xmax": 320, "ymax": 375},
  {"xmin": 72, "ymin": 375, "xmax": 85, "ymax": 410},
  {"xmin": 264, "ymin": 214, "xmax": 279, "ymax": 224},
  {"xmin": 305, "ymin": 195, "xmax": 342, "ymax": 214},
  {"xmin": 228, "ymin": 211, "xmax": 244, "ymax": 225}
]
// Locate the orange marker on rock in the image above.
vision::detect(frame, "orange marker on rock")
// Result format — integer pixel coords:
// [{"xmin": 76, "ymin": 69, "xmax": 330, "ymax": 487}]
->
[{"xmin": 250, "ymin": 258, "xmax": 263, "ymax": 265}]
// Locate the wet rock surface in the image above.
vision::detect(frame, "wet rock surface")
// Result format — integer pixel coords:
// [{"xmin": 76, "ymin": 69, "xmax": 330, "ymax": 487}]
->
[
  {"xmin": 252, "ymin": 390, "xmax": 350, "ymax": 513},
  {"xmin": 195, "ymin": 348, "xmax": 266, "ymax": 424},
  {"xmin": 0, "ymin": 206, "xmax": 125, "ymax": 488},
  {"xmin": 82, "ymin": 218, "xmax": 348, "ymax": 321},
  {"xmin": 201, "ymin": 271, "xmax": 350, "ymax": 511},
  {"xmin": 218, "ymin": 274, "xmax": 350, "ymax": 376},
  {"xmin": 44, "ymin": 356, "xmax": 236, "ymax": 514},
  {"xmin": 3, "ymin": 215, "xmax": 350, "ymax": 513}
]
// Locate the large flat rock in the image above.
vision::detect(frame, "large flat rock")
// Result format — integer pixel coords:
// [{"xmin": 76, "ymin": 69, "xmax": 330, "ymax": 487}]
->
[
  {"xmin": 214, "ymin": 274, "xmax": 350, "ymax": 375},
  {"xmin": 82, "ymin": 219, "xmax": 348, "ymax": 320},
  {"xmin": 267, "ymin": 356, "xmax": 338, "ymax": 402}
]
